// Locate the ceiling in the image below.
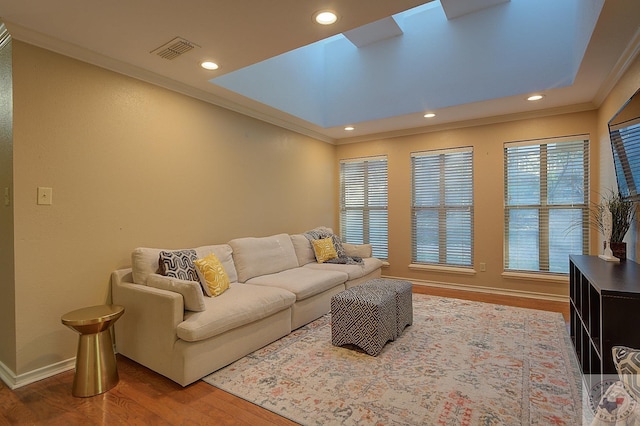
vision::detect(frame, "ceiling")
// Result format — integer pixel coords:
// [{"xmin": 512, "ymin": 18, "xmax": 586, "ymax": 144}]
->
[{"xmin": 0, "ymin": 0, "xmax": 639, "ymax": 144}]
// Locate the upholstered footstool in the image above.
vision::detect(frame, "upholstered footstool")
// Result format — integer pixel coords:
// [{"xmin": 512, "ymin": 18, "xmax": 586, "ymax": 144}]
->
[
  {"xmin": 331, "ymin": 285, "xmax": 397, "ymax": 356},
  {"xmin": 362, "ymin": 278, "xmax": 413, "ymax": 338}
]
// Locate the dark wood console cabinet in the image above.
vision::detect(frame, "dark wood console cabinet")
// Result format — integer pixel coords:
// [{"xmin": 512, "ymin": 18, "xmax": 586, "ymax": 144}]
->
[{"xmin": 569, "ymin": 255, "xmax": 640, "ymax": 382}]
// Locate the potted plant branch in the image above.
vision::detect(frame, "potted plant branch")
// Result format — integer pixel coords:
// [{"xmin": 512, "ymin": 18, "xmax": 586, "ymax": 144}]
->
[{"xmin": 591, "ymin": 189, "xmax": 637, "ymax": 260}]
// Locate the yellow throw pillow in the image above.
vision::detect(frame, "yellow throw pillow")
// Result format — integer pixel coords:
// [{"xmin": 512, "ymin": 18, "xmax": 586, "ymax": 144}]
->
[
  {"xmin": 311, "ymin": 237, "xmax": 338, "ymax": 263},
  {"xmin": 193, "ymin": 253, "xmax": 230, "ymax": 297}
]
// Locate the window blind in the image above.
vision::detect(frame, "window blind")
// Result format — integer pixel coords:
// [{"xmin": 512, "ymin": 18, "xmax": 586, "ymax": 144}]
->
[
  {"xmin": 610, "ymin": 117, "xmax": 640, "ymax": 200},
  {"xmin": 339, "ymin": 156, "xmax": 388, "ymax": 259},
  {"xmin": 411, "ymin": 147, "xmax": 473, "ymax": 267},
  {"xmin": 503, "ymin": 137, "xmax": 589, "ymax": 274}
]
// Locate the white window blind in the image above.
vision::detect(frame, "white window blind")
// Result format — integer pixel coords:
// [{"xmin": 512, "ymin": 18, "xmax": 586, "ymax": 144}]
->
[
  {"xmin": 610, "ymin": 117, "xmax": 640, "ymax": 200},
  {"xmin": 504, "ymin": 137, "xmax": 589, "ymax": 274},
  {"xmin": 411, "ymin": 147, "xmax": 473, "ymax": 267},
  {"xmin": 339, "ymin": 156, "xmax": 388, "ymax": 259}
]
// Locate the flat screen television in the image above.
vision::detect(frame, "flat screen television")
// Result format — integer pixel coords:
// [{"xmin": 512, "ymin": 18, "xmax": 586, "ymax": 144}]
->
[{"xmin": 608, "ymin": 89, "xmax": 640, "ymax": 201}]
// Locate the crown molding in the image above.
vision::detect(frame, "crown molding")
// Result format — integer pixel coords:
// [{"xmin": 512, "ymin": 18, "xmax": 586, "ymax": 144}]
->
[
  {"xmin": 593, "ymin": 26, "xmax": 640, "ymax": 107},
  {"xmin": 336, "ymin": 102, "xmax": 597, "ymax": 145},
  {"xmin": 4, "ymin": 21, "xmax": 336, "ymax": 145}
]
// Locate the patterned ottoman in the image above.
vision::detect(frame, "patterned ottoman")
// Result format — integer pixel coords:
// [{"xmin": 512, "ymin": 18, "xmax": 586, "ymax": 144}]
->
[
  {"xmin": 331, "ymin": 285, "xmax": 396, "ymax": 356},
  {"xmin": 361, "ymin": 278, "xmax": 413, "ymax": 338}
]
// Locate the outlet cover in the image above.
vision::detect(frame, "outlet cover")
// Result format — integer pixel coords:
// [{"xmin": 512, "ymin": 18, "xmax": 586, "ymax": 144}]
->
[{"xmin": 37, "ymin": 187, "xmax": 53, "ymax": 205}]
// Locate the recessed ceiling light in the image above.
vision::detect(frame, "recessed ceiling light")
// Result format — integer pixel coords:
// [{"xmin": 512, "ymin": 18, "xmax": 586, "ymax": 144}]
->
[
  {"xmin": 527, "ymin": 94, "xmax": 544, "ymax": 101},
  {"xmin": 345, "ymin": 126, "xmax": 355, "ymax": 131},
  {"xmin": 314, "ymin": 10, "xmax": 338, "ymax": 25},
  {"xmin": 423, "ymin": 113, "xmax": 436, "ymax": 118},
  {"xmin": 200, "ymin": 61, "xmax": 219, "ymax": 70}
]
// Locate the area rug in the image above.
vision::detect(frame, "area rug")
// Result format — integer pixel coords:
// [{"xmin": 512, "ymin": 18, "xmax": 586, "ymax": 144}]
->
[{"xmin": 203, "ymin": 294, "xmax": 588, "ymax": 425}]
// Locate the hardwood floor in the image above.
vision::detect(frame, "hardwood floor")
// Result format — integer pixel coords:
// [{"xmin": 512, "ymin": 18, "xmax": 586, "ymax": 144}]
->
[{"xmin": 0, "ymin": 286, "xmax": 569, "ymax": 425}]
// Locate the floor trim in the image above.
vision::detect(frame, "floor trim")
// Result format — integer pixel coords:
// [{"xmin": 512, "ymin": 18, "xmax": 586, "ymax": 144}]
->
[
  {"xmin": 0, "ymin": 357, "xmax": 75, "ymax": 390},
  {"xmin": 383, "ymin": 274, "xmax": 569, "ymax": 303}
]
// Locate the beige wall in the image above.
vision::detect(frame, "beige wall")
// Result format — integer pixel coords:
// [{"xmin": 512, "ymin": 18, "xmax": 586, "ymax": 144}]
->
[
  {"xmin": 7, "ymin": 41, "xmax": 336, "ymax": 377},
  {"xmin": 0, "ymin": 37, "xmax": 16, "ymax": 373},
  {"xmin": 336, "ymin": 111, "xmax": 600, "ymax": 297},
  {"xmin": 597, "ymin": 54, "xmax": 640, "ymax": 261}
]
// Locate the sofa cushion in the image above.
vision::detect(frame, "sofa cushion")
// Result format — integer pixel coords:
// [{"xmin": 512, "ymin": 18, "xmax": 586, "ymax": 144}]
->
[
  {"xmin": 193, "ymin": 253, "xmax": 230, "ymax": 297},
  {"xmin": 177, "ymin": 283, "xmax": 295, "ymax": 342},
  {"xmin": 146, "ymin": 274, "xmax": 206, "ymax": 312},
  {"xmin": 290, "ymin": 234, "xmax": 316, "ymax": 266},
  {"xmin": 131, "ymin": 244, "xmax": 237, "ymax": 285},
  {"xmin": 303, "ymin": 257, "xmax": 384, "ymax": 281},
  {"xmin": 159, "ymin": 250, "xmax": 199, "ymax": 282},
  {"xmin": 311, "ymin": 237, "xmax": 338, "ymax": 263},
  {"xmin": 343, "ymin": 243, "xmax": 373, "ymax": 258},
  {"xmin": 229, "ymin": 234, "xmax": 299, "ymax": 283},
  {"xmin": 246, "ymin": 267, "xmax": 347, "ymax": 300}
]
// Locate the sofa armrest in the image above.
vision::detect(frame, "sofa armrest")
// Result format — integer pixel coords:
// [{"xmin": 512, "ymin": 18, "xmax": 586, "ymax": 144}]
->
[
  {"xmin": 111, "ymin": 268, "xmax": 184, "ymax": 376},
  {"xmin": 342, "ymin": 243, "xmax": 373, "ymax": 258}
]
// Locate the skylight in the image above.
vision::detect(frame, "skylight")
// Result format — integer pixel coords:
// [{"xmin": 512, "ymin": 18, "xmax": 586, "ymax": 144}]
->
[{"xmin": 210, "ymin": 0, "xmax": 603, "ymax": 130}]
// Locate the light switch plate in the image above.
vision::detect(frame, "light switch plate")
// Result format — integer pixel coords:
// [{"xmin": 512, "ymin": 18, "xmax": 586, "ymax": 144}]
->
[{"xmin": 37, "ymin": 187, "xmax": 53, "ymax": 205}]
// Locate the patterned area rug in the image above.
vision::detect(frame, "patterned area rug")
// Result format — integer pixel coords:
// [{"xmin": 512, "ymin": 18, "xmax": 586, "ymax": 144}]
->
[{"xmin": 203, "ymin": 294, "xmax": 588, "ymax": 425}]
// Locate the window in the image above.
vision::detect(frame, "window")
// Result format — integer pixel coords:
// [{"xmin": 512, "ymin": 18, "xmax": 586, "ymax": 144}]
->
[
  {"xmin": 504, "ymin": 137, "xmax": 589, "ymax": 274},
  {"xmin": 411, "ymin": 147, "xmax": 473, "ymax": 267},
  {"xmin": 339, "ymin": 156, "xmax": 388, "ymax": 259}
]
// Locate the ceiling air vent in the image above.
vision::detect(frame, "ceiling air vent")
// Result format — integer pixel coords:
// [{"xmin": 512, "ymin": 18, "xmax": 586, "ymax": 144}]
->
[
  {"xmin": 151, "ymin": 37, "xmax": 198, "ymax": 60},
  {"xmin": 0, "ymin": 23, "xmax": 10, "ymax": 50}
]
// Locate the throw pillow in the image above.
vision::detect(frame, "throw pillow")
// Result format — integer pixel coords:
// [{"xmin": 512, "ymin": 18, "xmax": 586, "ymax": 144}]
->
[
  {"xmin": 613, "ymin": 346, "xmax": 640, "ymax": 401},
  {"xmin": 159, "ymin": 249, "xmax": 199, "ymax": 282},
  {"xmin": 193, "ymin": 253, "xmax": 230, "ymax": 297},
  {"xmin": 311, "ymin": 237, "xmax": 338, "ymax": 263},
  {"xmin": 146, "ymin": 274, "xmax": 206, "ymax": 312}
]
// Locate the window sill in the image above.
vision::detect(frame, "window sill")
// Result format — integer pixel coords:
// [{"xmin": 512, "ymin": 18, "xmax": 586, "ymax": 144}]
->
[
  {"xmin": 501, "ymin": 271, "xmax": 568, "ymax": 284},
  {"xmin": 409, "ymin": 263, "xmax": 476, "ymax": 276}
]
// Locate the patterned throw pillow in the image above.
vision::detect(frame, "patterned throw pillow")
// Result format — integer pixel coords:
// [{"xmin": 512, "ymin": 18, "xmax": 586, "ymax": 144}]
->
[
  {"xmin": 159, "ymin": 250, "xmax": 199, "ymax": 282},
  {"xmin": 193, "ymin": 253, "xmax": 230, "ymax": 297},
  {"xmin": 311, "ymin": 237, "xmax": 338, "ymax": 263},
  {"xmin": 613, "ymin": 346, "xmax": 640, "ymax": 401}
]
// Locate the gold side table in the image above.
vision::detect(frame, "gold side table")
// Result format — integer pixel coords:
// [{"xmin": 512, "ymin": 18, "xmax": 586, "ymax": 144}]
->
[{"xmin": 61, "ymin": 304, "xmax": 125, "ymax": 397}]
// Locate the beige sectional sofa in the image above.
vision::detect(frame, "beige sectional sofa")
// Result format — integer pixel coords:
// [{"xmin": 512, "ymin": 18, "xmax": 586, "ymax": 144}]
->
[{"xmin": 111, "ymin": 231, "xmax": 383, "ymax": 386}]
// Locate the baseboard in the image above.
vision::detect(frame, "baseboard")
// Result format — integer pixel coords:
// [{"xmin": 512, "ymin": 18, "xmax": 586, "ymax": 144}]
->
[
  {"xmin": 382, "ymin": 274, "xmax": 569, "ymax": 303},
  {"xmin": 0, "ymin": 357, "xmax": 75, "ymax": 390},
  {"xmin": 0, "ymin": 343, "xmax": 121, "ymax": 389}
]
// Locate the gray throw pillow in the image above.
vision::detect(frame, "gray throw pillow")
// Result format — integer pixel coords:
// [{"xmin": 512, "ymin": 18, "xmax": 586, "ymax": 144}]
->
[{"xmin": 159, "ymin": 249, "xmax": 199, "ymax": 282}]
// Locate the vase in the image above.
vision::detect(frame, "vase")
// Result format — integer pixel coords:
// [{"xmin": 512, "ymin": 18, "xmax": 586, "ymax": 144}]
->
[{"xmin": 610, "ymin": 242, "xmax": 627, "ymax": 260}]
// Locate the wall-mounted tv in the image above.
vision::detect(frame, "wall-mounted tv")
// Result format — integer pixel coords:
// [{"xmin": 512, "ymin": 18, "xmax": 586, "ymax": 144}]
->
[{"xmin": 608, "ymin": 89, "xmax": 640, "ymax": 201}]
